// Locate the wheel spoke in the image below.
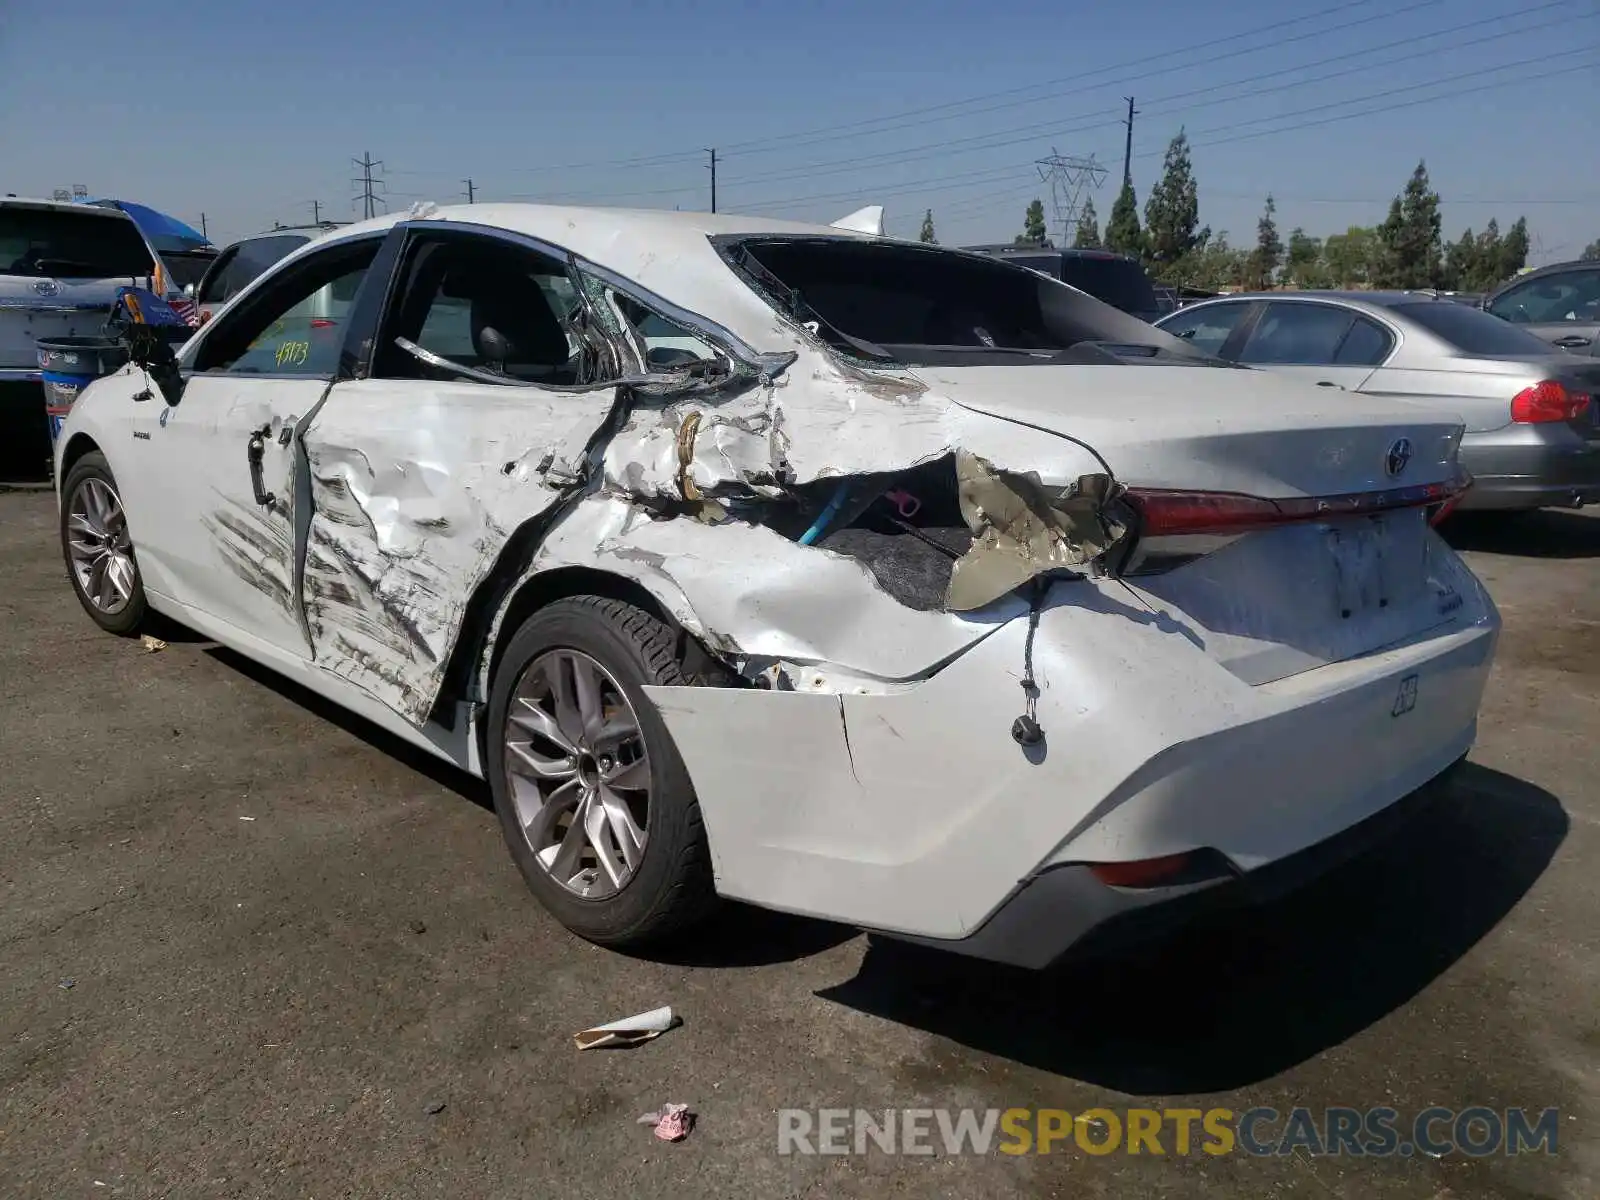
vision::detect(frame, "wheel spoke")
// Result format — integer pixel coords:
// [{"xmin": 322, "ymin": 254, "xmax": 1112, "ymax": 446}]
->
[
  {"xmin": 545, "ymin": 791, "xmax": 592, "ymax": 884},
  {"xmin": 68, "ymin": 512, "xmax": 98, "ymax": 538},
  {"xmin": 508, "ymin": 696, "xmax": 578, "ymax": 756},
  {"xmin": 106, "ymin": 555, "xmax": 134, "ymax": 603},
  {"xmin": 603, "ymin": 755, "xmax": 649, "ymax": 791},
  {"xmin": 597, "ymin": 785, "xmax": 645, "ymax": 870},
  {"xmin": 506, "ymin": 738, "xmax": 576, "ymax": 781},
  {"xmin": 583, "ymin": 797, "xmax": 627, "ymax": 888},
  {"xmin": 571, "ymin": 655, "xmax": 605, "ymax": 743},
  {"xmin": 549, "ymin": 654, "xmax": 588, "ymax": 747}
]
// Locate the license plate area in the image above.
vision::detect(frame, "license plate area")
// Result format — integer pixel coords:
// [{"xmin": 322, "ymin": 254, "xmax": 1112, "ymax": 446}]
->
[{"xmin": 1325, "ymin": 514, "xmax": 1423, "ymax": 620}]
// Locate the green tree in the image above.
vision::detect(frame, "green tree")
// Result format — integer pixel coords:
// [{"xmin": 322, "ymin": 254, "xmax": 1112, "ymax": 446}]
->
[
  {"xmin": 1283, "ymin": 227, "xmax": 1329, "ymax": 289},
  {"xmin": 1247, "ymin": 194, "xmax": 1282, "ymax": 289},
  {"xmin": 1375, "ymin": 160, "xmax": 1442, "ymax": 288},
  {"xmin": 1183, "ymin": 232, "xmax": 1247, "ymax": 291},
  {"xmin": 1583, "ymin": 239, "xmax": 1600, "ymax": 262},
  {"xmin": 1468, "ymin": 219, "xmax": 1503, "ymax": 292},
  {"xmin": 1442, "ymin": 228, "xmax": 1477, "ymax": 292},
  {"xmin": 1016, "ymin": 198, "xmax": 1051, "ymax": 247},
  {"xmin": 1105, "ymin": 182, "xmax": 1144, "ymax": 259},
  {"xmin": 1499, "ymin": 216, "xmax": 1530, "ymax": 281},
  {"xmin": 1323, "ymin": 225, "xmax": 1377, "ymax": 287},
  {"xmin": 1073, "ymin": 198, "xmax": 1102, "ymax": 249},
  {"xmin": 919, "ymin": 209, "xmax": 937, "ymax": 244},
  {"xmin": 1143, "ymin": 129, "xmax": 1208, "ymax": 272}
]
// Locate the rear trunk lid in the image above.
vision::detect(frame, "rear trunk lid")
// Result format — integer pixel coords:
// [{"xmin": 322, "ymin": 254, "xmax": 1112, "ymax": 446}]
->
[
  {"xmin": 914, "ymin": 362, "xmax": 1473, "ymax": 686},
  {"xmin": 0, "ymin": 277, "xmax": 130, "ymax": 372}
]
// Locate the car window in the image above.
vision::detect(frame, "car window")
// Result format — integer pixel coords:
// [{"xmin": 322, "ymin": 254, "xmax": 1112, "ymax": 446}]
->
[
  {"xmin": 1332, "ymin": 316, "xmax": 1393, "ymax": 366},
  {"xmin": 0, "ymin": 205, "xmax": 153, "ymax": 279},
  {"xmin": 377, "ymin": 234, "xmax": 592, "ymax": 386},
  {"xmin": 1393, "ymin": 301, "xmax": 1560, "ymax": 356},
  {"xmin": 191, "ymin": 238, "xmax": 380, "ymax": 375},
  {"xmin": 1488, "ymin": 270, "xmax": 1600, "ymax": 325},
  {"xmin": 1057, "ymin": 255, "xmax": 1160, "ymax": 316},
  {"xmin": 1238, "ymin": 302, "xmax": 1356, "ymax": 365},
  {"xmin": 612, "ymin": 294, "xmax": 721, "ymax": 368},
  {"xmin": 1158, "ymin": 303, "xmax": 1250, "ymax": 356},
  {"xmin": 195, "ymin": 246, "xmax": 238, "ymax": 305}
]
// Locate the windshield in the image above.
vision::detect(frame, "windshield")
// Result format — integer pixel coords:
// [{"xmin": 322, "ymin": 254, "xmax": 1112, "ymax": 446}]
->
[
  {"xmin": 1058, "ymin": 255, "xmax": 1161, "ymax": 315},
  {"xmin": 162, "ymin": 249, "xmax": 218, "ymax": 289},
  {"xmin": 0, "ymin": 206, "xmax": 154, "ymax": 279},
  {"xmin": 721, "ymin": 236, "xmax": 1195, "ymax": 367},
  {"xmin": 1394, "ymin": 301, "xmax": 1558, "ymax": 357}
]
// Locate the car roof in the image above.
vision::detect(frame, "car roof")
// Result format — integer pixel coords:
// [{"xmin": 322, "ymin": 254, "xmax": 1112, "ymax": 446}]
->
[
  {"xmin": 960, "ymin": 243, "xmax": 1140, "ymax": 263},
  {"xmin": 1486, "ymin": 259, "xmax": 1600, "ymax": 295},
  {"xmin": 1183, "ymin": 290, "xmax": 1463, "ymax": 311},
  {"xmin": 0, "ymin": 196, "xmax": 135, "ymax": 220}
]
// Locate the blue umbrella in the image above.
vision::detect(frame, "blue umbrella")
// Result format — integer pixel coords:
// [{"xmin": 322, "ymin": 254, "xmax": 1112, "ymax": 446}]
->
[{"xmin": 86, "ymin": 199, "xmax": 213, "ymax": 253}]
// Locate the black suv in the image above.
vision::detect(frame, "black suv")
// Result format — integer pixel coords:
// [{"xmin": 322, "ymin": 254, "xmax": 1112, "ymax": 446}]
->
[{"xmin": 961, "ymin": 245, "xmax": 1166, "ymax": 323}]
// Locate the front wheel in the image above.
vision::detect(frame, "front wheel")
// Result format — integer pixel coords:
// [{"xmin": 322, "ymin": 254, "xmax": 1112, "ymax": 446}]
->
[
  {"xmin": 59, "ymin": 451, "xmax": 148, "ymax": 635},
  {"xmin": 485, "ymin": 595, "xmax": 719, "ymax": 947}
]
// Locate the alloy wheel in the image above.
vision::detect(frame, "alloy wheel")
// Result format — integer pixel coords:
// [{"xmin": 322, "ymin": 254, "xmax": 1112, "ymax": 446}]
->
[
  {"xmin": 65, "ymin": 477, "xmax": 137, "ymax": 616},
  {"xmin": 504, "ymin": 649, "xmax": 652, "ymax": 899}
]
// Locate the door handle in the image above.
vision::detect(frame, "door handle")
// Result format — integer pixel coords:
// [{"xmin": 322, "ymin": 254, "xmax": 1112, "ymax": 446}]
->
[
  {"xmin": 1552, "ymin": 336, "xmax": 1592, "ymax": 348},
  {"xmin": 1316, "ymin": 380, "xmax": 1346, "ymax": 389},
  {"xmin": 277, "ymin": 416, "xmax": 298, "ymax": 446},
  {"xmin": 246, "ymin": 424, "xmax": 276, "ymax": 507}
]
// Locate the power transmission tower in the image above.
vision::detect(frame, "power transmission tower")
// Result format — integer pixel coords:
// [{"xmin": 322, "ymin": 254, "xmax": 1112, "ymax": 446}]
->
[
  {"xmin": 1035, "ymin": 149, "xmax": 1108, "ymax": 246},
  {"xmin": 351, "ymin": 152, "xmax": 386, "ymax": 220},
  {"xmin": 706, "ymin": 148, "xmax": 717, "ymax": 213},
  {"xmin": 463, "ymin": 178, "xmax": 476, "ymax": 203},
  {"xmin": 1121, "ymin": 97, "xmax": 1138, "ymax": 187}
]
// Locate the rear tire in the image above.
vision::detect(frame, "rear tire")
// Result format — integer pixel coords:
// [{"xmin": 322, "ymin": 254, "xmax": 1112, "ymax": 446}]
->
[
  {"xmin": 485, "ymin": 595, "xmax": 719, "ymax": 946},
  {"xmin": 59, "ymin": 451, "xmax": 147, "ymax": 636}
]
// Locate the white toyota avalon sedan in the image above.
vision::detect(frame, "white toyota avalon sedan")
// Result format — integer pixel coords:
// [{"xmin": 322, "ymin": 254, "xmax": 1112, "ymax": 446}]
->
[{"xmin": 54, "ymin": 203, "xmax": 1497, "ymax": 968}]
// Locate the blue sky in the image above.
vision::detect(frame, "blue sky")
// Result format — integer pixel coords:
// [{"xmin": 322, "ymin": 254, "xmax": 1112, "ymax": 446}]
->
[{"xmin": 3, "ymin": 0, "xmax": 1596, "ymax": 260}]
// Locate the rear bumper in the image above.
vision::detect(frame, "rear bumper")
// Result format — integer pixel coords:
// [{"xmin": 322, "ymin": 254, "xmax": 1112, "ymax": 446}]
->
[
  {"xmin": 0, "ymin": 379, "xmax": 50, "ymax": 481},
  {"xmin": 898, "ymin": 755, "xmax": 1465, "ymax": 969},
  {"xmin": 644, "ymin": 552, "xmax": 1500, "ymax": 956},
  {"xmin": 1458, "ymin": 426, "xmax": 1600, "ymax": 510}
]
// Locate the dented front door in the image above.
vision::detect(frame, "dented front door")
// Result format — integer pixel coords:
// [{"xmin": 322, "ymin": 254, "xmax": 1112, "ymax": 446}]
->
[{"xmin": 297, "ymin": 377, "xmax": 617, "ymax": 723}]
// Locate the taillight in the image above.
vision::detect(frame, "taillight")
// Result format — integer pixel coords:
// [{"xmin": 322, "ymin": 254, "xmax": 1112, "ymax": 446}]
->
[
  {"xmin": 1125, "ymin": 474, "xmax": 1472, "ymax": 537},
  {"xmin": 1511, "ymin": 380, "xmax": 1591, "ymax": 423}
]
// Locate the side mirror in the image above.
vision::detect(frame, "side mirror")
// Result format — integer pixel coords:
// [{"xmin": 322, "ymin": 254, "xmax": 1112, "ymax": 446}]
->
[
  {"xmin": 183, "ymin": 283, "xmax": 196, "ymax": 297},
  {"xmin": 125, "ymin": 329, "xmax": 185, "ymax": 405}
]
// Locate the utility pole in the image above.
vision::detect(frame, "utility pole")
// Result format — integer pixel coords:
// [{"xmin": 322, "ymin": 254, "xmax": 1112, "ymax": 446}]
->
[
  {"xmin": 706, "ymin": 148, "xmax": 717, "ymax": 213},
  {"xmin": 463, "ymin": 178, "xmax": 476, "ymax": 203},
  {"xmin": 310, "ymin": 200, "xmax": 322, "ymax": 225},
  {"xmin": 1121, "ymin": 97, "xmax": 1138, "ymax": 188},
  {"xmin": 351, "ymin": 152, "xmax": 385, "ymax": 220},
  {"xmin": 200, "ymin": 212, "xmax": 208, "ymax": 239}
]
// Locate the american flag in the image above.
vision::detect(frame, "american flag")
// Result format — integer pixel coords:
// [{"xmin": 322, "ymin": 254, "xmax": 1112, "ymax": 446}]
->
[{"xmin": 167, "ymin": 295, "xmax": 200, "ymax": 327}]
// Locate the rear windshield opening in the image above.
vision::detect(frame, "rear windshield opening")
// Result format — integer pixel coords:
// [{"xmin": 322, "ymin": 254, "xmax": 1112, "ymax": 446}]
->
[
  {"xmin": 1393, "ymin": 301, "xmax": 1557, "ymax": 357},
  {"xmin": 0, "ymin": 208, "xmax": 154, "ymax": 280},
  {"xmin": 719, "ymin": 236, "xmax": 1192, "ymax": 367}
]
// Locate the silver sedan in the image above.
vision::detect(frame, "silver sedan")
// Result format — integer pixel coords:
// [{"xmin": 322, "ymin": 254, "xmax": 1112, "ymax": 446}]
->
[{"xmin": 1156, "ymin": 291, "xmax": 1600, "ymax": 511}]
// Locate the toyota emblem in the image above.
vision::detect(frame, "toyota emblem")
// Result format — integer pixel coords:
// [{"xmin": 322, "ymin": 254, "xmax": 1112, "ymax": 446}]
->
[
  {"xmin": 32, "ymin": 279, "xmax": 60, "ymax": 297},
  {"xmin": 1385, "ymin": 437, "xmax": 1413, "ymax": 478}
]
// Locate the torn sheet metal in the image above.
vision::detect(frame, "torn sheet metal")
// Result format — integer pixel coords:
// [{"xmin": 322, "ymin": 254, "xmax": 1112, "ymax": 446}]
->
[
  {"xmin": 946, "ymin": 451, "xmax": 1132, "ymax": 611},
  {"xmin": 299, "ymin": 379, "xmax": 619, "ymax": 722},
  {"xmin": 829, "ymin": 205, "xmax": 885, "ymax": 236}
]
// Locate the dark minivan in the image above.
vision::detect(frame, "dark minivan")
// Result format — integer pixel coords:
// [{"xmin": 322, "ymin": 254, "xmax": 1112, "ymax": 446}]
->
[{"xmin": 961, "ymin": 245, "xmax": 1166, "ymax": 323}]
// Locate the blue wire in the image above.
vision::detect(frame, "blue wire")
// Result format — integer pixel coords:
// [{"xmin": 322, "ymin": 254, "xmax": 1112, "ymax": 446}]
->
[{"xmin": 798, "ymin": 481, "xmax": 853, "ymax": 546}]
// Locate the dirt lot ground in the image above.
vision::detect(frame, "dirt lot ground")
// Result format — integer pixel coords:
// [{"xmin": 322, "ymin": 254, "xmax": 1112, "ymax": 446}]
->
[{"xmin": 1, "ymin": 489, "xmax": 1595, "ymax": 1199}]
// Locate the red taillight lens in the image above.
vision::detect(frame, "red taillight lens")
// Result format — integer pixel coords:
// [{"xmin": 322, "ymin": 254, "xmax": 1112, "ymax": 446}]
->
[
  {"xmin": 1511, "ymin": 380, "xmax": 1590, "ymax": 423},
  {"xmin": 1088, "ymin": 853, "xmax": 1193, "ymax": 888},
  {"xmin": 1126, "ymin": 474, "xmax": 1472, "ymax": 537},
  {"xmin": 310, "ymin": 318, "xmax": 337, "ymax": 329}
]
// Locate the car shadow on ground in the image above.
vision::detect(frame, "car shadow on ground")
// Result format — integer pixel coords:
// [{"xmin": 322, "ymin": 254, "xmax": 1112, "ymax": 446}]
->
[
  {"xmin": 203, "ymin": 644, "xmax": 492, "ymax": 811},
  {"xmin": 1442, "ymin": 510, "xmax": 1600, "ymax": 558},
  {"xmin": 817, "ymin": 762, "xmax": 1567, "ymax": 1093}
]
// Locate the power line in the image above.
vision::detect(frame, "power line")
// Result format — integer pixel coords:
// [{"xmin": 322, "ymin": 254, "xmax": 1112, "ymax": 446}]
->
[
  {"xmin": 485, "ymin": 0, "xmax": 1430, "ymax": 176},
  {"xmin": 715, "ymin": 5, "xmax": 1582, "ymax": 198}
]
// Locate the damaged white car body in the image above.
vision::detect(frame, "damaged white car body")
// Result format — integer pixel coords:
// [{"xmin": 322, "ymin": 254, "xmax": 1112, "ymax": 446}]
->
[{"xmin": 56, "ymin": 203, "xmax": 1498, "ymax": 967}]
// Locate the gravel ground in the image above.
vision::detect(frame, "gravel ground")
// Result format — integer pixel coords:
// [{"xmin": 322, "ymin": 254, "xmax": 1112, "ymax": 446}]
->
[{"xmin": 1, "ymin": 491, "xmax": 1595, "ymax": 1198}]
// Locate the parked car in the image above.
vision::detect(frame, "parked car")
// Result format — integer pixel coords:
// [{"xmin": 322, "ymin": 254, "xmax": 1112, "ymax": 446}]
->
[
  {"xmin": 87, "ymin": 200, "xmax": 217, "ymax": 321},
  {"xmin": 1156, "ymin": 291, "xmax": 1600, "ymax": 511},
  {"xmin": 0, "ymin": 197, "xmax": 164, "ymax": 475},
  {"xmin": 961, "ymin": 244, "xmax": 1166, "ymax": 322},
  {"xmin": 56, "ymin": 205, "xmax": 1495, "ymax": 968},
  {"xmin": 192, "ymin": 225, "xmax": 343, "ymax": 325},
  {"xmin": 1481, "ymin": 260, "xmax": 1600, "ymax": 355}
]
